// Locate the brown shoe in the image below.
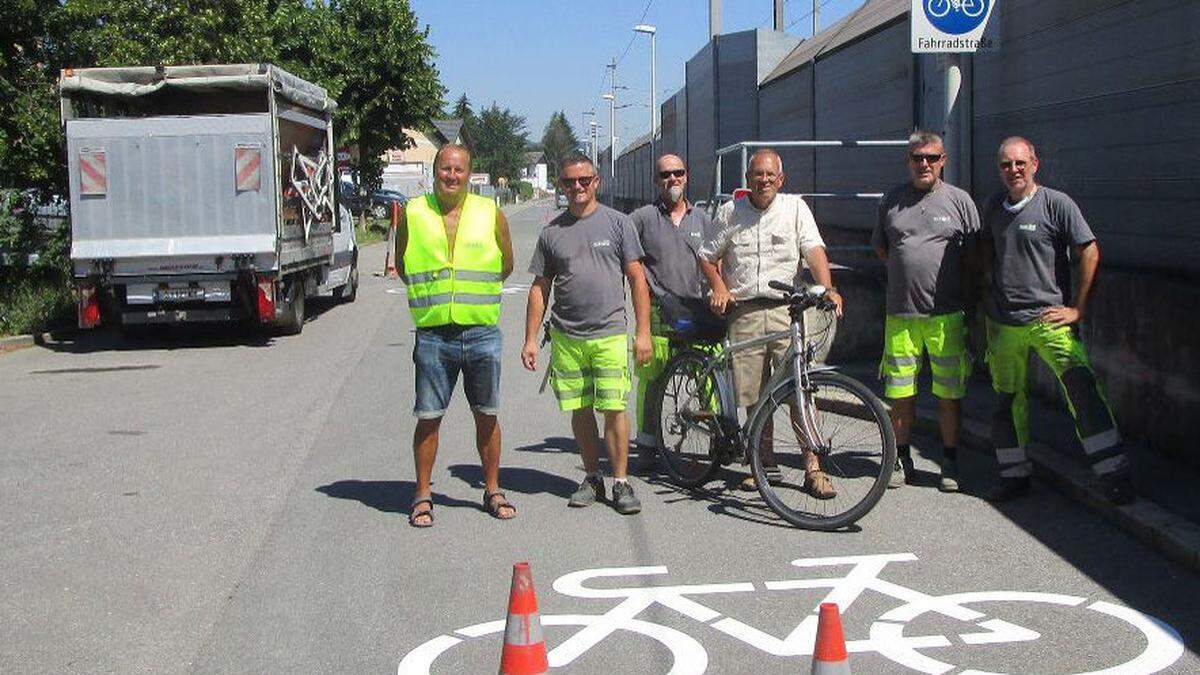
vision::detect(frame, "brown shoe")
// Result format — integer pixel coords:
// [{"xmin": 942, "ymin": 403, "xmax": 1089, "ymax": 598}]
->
[{"xmin": 804, "ymin": 469, "xmax": 837, "ymax": 500}]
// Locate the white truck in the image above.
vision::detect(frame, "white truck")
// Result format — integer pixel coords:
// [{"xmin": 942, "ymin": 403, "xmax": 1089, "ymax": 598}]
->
[{"xmin": 59, "ymin": 63, "xmax": 358, "ymax": 335}]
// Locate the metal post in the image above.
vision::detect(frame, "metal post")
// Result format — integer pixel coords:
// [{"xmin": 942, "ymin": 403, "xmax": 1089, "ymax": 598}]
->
[
  {"xmin": 740, "ymin": 144, "xmax": 748, "ymax": 190},
  {"xmin": 650, "ymin": 30, "xmax": 657, "ymax": 190},
  {"xmin": 774, "ymin": 0, "xmax": 784, "ymax": 30},
  {"xmin": 918, "ymin": 53, "xmax": 972, "ymax": 190},
  {"xmin": 813, "ymin": 0, "xmax": 820, "ymax": 35},
  {"xmin": 710, "ymin": 0, "xmax": 721, "ymax": 38}
]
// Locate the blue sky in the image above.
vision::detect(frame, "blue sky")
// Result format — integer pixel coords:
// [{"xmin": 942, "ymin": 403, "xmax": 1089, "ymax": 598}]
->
[{"xmin": 409, "ymin": 0, "xmax": 868, "ymax": 152}]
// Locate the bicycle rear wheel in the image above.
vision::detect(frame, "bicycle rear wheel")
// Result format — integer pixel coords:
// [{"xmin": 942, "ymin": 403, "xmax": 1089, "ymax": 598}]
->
[
  {"xmin": 652, "ymin": 348, "xmax": 725, "ymax": 488},
  {"xmin": 748, "ymin": 370, "xmax": 896, "ymax": 530}
]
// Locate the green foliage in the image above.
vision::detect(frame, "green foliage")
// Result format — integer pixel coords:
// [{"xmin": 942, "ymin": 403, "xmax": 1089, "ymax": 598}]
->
[
  {"xmin": 450, "ymin": 94, "xmax": 473, "ymax": 121},
  {"xmin": 472, "ymin": 103, "xmax": 527, "ymax": 184},
  {"xmin": 0, "ymin": 189, "xmax": 72, "ymax": 336},
  {"xmin": 539, "ymin": 111, "xmax": 580, "ymax": 182},
  {"xmin": 516, "ymin": 181, "xmax": 533, "ymax": 201}
]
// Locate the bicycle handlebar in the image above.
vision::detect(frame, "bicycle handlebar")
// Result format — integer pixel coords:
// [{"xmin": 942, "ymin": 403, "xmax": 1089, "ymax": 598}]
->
[{"xmin": 767, "ymin": 280, "xmax": 836, "ymax": 312}]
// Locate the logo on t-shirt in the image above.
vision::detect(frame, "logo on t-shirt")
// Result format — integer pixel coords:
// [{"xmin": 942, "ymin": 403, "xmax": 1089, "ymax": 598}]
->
[
  {"xmin": 591, "ymin": 239, "xmax": 612, "ymax": 248},
  {"xmin": 931, "ymin": 215, "xmax": 951, "ymax": 223},
  {"xmin": 1018, "ymin": 223, "xmax": 1038, "ymax": 232}
]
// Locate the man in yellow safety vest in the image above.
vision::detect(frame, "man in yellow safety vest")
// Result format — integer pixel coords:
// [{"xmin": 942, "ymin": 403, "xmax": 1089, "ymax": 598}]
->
[{"xmin": 396, "ymin": 144, "xmax": 516, "ymax": 527}]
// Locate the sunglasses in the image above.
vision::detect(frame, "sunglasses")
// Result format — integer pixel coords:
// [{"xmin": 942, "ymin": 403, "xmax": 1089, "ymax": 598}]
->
[
  {"xmin": 658, "ymin": 169, "xmax": 686, "ymax": 179},
  {"xmin": 559, "ymin": 175, "xmax": 596, "ymax": 187},
  {"xmin": 909, "ymin": 153, "xmax": 944, "ymax": 164},
  {"xmin": 999, "ymin": 160, "xmax": 1029, "ymax": 170}
]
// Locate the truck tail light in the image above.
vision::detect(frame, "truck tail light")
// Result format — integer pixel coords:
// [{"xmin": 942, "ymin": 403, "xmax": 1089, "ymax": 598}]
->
[
  {"xmin": 78, "ymin": 285, "xmax": 101, "ymax": 329},
  {"xmin": 256, "ymin": 277, "xmax": 275, "ymax": 322}
]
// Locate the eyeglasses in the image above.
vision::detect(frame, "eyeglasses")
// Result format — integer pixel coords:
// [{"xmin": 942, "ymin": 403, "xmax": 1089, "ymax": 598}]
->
[
  {"xmin": 909, "ymin": 153, "xmax": 944, "ymax": 165},
  {"xmin": 999, "ymin": 160, "xmax": 1029, "ymax": 170},
  {"xmin": 658, "ymin": 169, "xmax": 686, "ymax": 179},
  {"xmin": 559, "ymin": 175, "xmax": 596, "ymax": 187}
]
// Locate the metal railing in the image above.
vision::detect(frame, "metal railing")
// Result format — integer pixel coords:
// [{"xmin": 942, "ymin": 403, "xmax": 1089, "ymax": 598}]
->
[{"xmin": 711, "ymin": 139, "xmax": 909, "ymax": 203}]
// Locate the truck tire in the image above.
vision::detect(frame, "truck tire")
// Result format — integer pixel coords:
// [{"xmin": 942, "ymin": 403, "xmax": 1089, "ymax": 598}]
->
[
  {"xmin": 278, "ymin": 277, "xmax": 305, "ymax": 335},
  {"xmin": 339, "ymin": 257, "xmax": 359, "ymax": 304}
]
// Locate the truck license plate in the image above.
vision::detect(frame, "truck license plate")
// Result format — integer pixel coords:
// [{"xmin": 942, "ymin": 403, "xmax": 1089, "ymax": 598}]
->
[{"xmin": 158, "ymin": 288, "xmax": 205, "ymax": 302}]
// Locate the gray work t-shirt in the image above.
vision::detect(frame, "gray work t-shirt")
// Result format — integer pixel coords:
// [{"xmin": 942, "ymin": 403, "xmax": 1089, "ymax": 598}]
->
[
  {"xmin": 630, "ymin": 201, "xmax": 713, "ymax": 301},
  {"xmin": 983, "ymin": 187, "xmax": 1096, "ymax": 326},
  {"xmin": 872, "ymin": 181, "xmax": 980, "ymax": 317},
  {"xmin": 528, "ymin": 204, "xmax": 645, "ymax": 338}
]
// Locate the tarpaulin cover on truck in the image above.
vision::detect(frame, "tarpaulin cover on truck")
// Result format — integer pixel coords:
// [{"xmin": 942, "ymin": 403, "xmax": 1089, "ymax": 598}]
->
[{"xmin": 59, "ymin": 63, "xmax": 335, "ymax": 114}]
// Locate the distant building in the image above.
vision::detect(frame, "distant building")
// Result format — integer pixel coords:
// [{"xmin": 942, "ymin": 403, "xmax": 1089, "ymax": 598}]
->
[
  {"xmin": 520, "ymin": 151, "xmax": 549, "ymax": 192},
  {"xmin": 379, "ymin": 119, "xmax": 469, "ymax": 198}
]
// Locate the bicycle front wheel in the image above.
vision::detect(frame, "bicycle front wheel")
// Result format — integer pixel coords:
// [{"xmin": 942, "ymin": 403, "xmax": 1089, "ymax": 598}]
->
[
  {"xmin": 652, "ymin": 348, "xmax": 724, "ymax": 488},
  {"xmin": 748, "ymin": 371, "xmax": 896, "ymax": 530}
]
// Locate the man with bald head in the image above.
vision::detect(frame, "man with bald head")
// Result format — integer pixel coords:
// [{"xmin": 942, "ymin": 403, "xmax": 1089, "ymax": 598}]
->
[
  {"xmin": 980, "ymin": 136, "xmax": 1134, "ymax": 504},
  {"xmin": 629, "ymin": 154, "xmax": 716, "ymax": 453},
  {"xmin": 698, "ymin": 148, "xmax": 843, "ymax": 496},
  {"xmin": 396, "ymin": 143, "xmax": 517, "ymax": 527}
]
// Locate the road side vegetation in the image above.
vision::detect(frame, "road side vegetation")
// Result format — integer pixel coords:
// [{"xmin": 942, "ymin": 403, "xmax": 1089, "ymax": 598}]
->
[{"xmin": 0, "ymin": 190, "xmax": 72, "ymax": 337}]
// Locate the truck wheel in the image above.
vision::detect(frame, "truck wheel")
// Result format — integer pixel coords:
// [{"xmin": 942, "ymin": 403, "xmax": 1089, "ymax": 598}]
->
[
  {"xmin": 371, "ymin": 203, "xmax": 388, "ymax": 219},
  {"xmin": 339, "ymin": 258, "xmax": 359, "ymax": 303},
  {"xmin": 278, "ymin": 278, "xmax": 305, "ymax": 335}
]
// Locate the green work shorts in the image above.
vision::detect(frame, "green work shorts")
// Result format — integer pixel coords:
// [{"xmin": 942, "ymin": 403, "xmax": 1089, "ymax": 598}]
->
[
  {"xmin": 880, "ymin": 312, "xmax": 970, "ymax": 400},
  {"xmin": 549, "ymin": 329, "xmax": 631, "ymax": 412}
]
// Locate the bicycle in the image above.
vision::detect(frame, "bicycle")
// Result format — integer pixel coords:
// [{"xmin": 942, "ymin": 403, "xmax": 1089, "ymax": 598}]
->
[
  {"xmin": 646, "ymin": 281, "xmax": 896, "ymax": 530},
  {"xmin": 926, "ymin": 0, "xmax": 986, "ymax": 19},
  {"xmin": 397, "ymin": 553, "xmax": 1185, "ymax": 674}
]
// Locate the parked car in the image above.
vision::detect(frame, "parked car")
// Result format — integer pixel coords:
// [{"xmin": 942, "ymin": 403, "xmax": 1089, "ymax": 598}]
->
[{"xmin": 368, "ymin": 189, "xmax": 407, "ymax": 219}]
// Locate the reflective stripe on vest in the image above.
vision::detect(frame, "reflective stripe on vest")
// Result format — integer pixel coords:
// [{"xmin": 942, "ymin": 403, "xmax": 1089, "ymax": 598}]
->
[{"xmin": 402, "ymin": 193, "xmax": 503, "ymax": 327}]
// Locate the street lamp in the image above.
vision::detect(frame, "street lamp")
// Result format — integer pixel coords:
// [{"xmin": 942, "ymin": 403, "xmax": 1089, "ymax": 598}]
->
[
  {"xmin": 588, "ymin": 121, "xmax": 599, "ymax": 165},
  {"xmin": 634, "ymin": 23, "xmax": 657, "ymax": 196}
]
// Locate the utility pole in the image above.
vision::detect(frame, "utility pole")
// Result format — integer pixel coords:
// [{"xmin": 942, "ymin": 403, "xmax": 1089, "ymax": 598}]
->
[
  {"xmin": 813, "ymin": 0, "xmax": 820, "ymax": 35},
  {"xmin": 774, "ymin": 0, "xmax": 784, "ymax": 30},
  {"xmin": 634, "ymin": 24, "xmax": 657, "ymax": 195},
  {"xmin": 605, "ymin": 58, "xmax": 618, "ymax": 201},
  {"xmin": 710, "ymin": 0, "xmax": 721, "ymax": 38}
]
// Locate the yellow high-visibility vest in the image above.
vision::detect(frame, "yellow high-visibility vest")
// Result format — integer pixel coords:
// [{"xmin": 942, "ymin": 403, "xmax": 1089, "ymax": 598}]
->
[{"xmin": 402, "ymin": 193, "xmax": 502, "ymax": 327}]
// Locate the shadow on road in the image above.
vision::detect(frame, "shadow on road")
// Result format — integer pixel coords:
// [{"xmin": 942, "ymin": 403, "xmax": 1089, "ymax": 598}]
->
[
  {"xmin": 513, "ymin": 436, "xmax": 578, "ymax": 454},
  {"xmin": 315, "ymin": 479, "xmax": 477, "ymax": 514},
  {"xmin": 38, "ymin": 325, "xmax": 275, "ymax": 353},
  {"xmin": 448, "ymin": 464, "xmax": 581, "ymax": 499}
]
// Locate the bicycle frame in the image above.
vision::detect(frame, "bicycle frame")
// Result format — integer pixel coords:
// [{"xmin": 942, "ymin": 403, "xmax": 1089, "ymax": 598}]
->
[{"xmin": 677, "ymin": 302, "xmax": 835, "ymax": 458}]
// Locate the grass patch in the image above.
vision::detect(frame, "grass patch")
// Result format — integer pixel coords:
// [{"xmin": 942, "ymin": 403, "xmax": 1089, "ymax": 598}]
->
[
  {"xmin": 0, "ymin": 278, "xmax": 74, "ymax": 337},
  {"xmin": 355, "ymin": 217, "xmax": 391, "ymax": 246}
]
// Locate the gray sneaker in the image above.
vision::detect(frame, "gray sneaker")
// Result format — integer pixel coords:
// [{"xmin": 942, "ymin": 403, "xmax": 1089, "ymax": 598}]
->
[
  {"xmin": 612, "ymin": 481, "xmax": 642, "ymax": 515},
  {"xmin": 939, "ymin": 458, "xmax": 960, "ymax": 493},
  {"xmin": 569, "ymin": 475, "xmax": 605, "ymax": 508},
  {"xmin": 888, "ymin": 458, "xmax": 906, "ymax": 488}
]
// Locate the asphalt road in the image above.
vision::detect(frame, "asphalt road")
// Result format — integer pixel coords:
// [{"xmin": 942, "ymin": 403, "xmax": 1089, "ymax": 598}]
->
[{"xmin": 1, "ymin": 198, "xmax": 1197, "ymax": 674}]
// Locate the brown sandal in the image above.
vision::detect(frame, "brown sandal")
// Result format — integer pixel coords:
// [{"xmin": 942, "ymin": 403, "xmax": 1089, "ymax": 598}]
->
[
  {"xmin": 804, "ymin": 470, "xmax": 837, "ymax": 500},
  {"xmin": 409, "ymin": 497, "xmax": 434, "ymax": 528},
  {"xmin": 483, "ymin": 491, "xmax": 517, "ymax": 520}
]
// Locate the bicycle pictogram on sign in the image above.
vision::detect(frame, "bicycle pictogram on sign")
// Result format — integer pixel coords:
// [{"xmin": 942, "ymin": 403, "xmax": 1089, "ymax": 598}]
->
[
  {"xmin": 924, "ymin": 0, "xmax": 990, "ymax": 35},
  {"xmin": 398, "ymin": 553, "xmax": 1185, "ymax": 674}
]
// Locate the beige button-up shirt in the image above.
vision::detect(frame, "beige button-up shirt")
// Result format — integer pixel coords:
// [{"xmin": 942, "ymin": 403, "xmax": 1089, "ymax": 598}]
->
[{"xmin": 698, "ymin": 193, "xmax": 826, "ymax": 301}]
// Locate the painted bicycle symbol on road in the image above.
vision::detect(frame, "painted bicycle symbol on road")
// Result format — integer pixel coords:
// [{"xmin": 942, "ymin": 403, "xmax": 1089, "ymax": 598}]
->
[{"xmin": 398, "ymin": 553, "xmax": 1184, "ymax": 674}]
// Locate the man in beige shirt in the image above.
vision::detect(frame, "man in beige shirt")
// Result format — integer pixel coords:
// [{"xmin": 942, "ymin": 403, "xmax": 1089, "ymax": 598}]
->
[{"xmin": 698, "ymin": 148, "xmax": 844, "ymax": 496}]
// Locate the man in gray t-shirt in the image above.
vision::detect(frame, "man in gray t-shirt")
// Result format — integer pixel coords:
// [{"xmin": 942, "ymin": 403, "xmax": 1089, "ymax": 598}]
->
[
  {"xmin": 872, "ymin": 130, "xmax": 980, "ymax": 492},
  {"xmin": 980, "ymin": 136, "xmax": 1133, "ymax": 505},
  {"xmin": 522, "ymin": 154, "xmax": 653, "ymax": 515},
  {"xmin": 628, "ymin": 154, "xmax": 715, "ymax": 450}
]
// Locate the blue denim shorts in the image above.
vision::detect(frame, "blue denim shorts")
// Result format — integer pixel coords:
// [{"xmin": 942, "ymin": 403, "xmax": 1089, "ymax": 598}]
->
[{"xmin": 413, "ymin": 325, "xmax": 502, "ymax": 419}]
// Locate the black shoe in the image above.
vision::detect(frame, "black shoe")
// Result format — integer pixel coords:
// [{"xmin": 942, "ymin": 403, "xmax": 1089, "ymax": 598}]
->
[
  {"xmin": 986, "ymin": 477, "xmax": 1031, "ymax": 503},
  {"xmin": 1101, "ymin": 474, "xmax": 1135, "ymax": 506},
  {"xmin": 612, "ymin": 481, "xmax": 642, "ymax": 515},
  {"xmin": 569, "ymin": 475, "xmax": 605, "ymax": 507},
  {"xmin": 938, "ymin": 458, "xmax": 960, "ymax": 493}
]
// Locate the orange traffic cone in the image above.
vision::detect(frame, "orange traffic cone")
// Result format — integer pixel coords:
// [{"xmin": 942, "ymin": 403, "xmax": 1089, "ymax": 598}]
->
[
  {"xmin": 383, "ymin": 201, "xmax": 400, "ymax": 279},
  {"xmin": 811, "ymin": 602, "xmax": 850, "ymax": 674},
  {"xmin": 499, "ymin": 562, "xmax": 549, "ymax": 675}
]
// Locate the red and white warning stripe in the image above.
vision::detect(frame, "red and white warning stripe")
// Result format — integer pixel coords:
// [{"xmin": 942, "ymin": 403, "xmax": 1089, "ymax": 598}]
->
[
  {"xmin": 235, "ymin": 145, "xmax": 262, "ymax": 192},
  {"xmin": 79, "ymin": 149, "xmax": 107, "ymax": 196}
]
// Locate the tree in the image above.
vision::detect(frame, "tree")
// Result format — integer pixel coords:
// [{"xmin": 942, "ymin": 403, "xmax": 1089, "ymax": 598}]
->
[
  {"xmin": 449, "ymin": 94, "xmax": 473, "ymax": 121},
  {"xmin": 472, "ymin": 103, "xmax": 527, "ymax": 184},
  {"xmin": 539, "ymin": 111, "xmax": 579, "ymax": 182},
  {"xmin": 1, "ymin": 0, "xmax": 445, "ymax": 192}
]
